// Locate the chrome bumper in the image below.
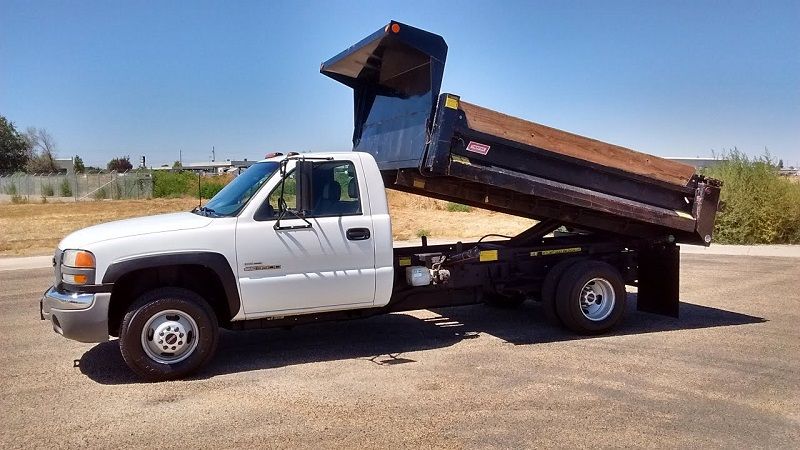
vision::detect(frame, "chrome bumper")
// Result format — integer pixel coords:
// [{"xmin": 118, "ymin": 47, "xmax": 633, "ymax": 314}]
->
[{"xmin": 40, "ymin": 286, "xmax": 111, "ymax": 343}]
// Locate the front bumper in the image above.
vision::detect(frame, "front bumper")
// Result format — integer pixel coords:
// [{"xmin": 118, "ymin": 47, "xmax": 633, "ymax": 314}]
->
[{"xmin": 40, "ymin": 286, "xmax": 110, "ymax": 343}]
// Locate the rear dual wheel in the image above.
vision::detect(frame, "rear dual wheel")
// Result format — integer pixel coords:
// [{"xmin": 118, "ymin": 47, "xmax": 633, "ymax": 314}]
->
[{"xmin": 544, "ymin": 260, "xmax": 626, "ymax": 334}]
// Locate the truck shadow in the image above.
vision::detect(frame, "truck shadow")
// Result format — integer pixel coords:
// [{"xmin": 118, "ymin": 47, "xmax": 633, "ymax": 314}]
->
[{"xmin": 78, "ymin": 294, "xmax": 765, "ymax": 384}]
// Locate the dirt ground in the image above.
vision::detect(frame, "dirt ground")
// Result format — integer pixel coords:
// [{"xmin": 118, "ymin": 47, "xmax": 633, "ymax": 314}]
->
[
  {"xmin": 1, "ymin": 254, "xmax": 798, "ymax": 447},
  {"xmin": 0, "ymin": 191, "xmax": 534, "ymax": 256}
]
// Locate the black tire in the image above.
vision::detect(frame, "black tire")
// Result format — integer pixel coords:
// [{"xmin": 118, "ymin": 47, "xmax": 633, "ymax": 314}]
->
[
  {"xmin": 540, "ymin": 258, "xmax": 581, "ymax": 325},
  {"xmin": 554, "ymin": 261, "xmax": 626, "ymax": 334},
  {"xmin": 119, "ymin": 287, "xmax": 219, "ymax": 381}
]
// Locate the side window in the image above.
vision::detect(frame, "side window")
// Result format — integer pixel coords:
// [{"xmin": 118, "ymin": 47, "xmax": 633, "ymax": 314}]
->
[
  {"xmin": 254, "ymin": 170, "xmax": 296, "ymax": 221},
  {"xmin": 267, "ymin": 170, "xmax": 296, "ymax": 212},
  {"xmin": 256, "ymin": 160, "xmax": 361, "ymax": 221},
  {"xmin": 309, "ymin": 161, "xmax": 362, "ymax": 217}
]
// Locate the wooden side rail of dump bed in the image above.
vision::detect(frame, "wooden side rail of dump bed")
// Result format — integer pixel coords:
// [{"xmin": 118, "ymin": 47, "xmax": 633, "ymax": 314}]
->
[{"xmin": 457, "ymin": 101, "xmax": 696, "ymax": 188}]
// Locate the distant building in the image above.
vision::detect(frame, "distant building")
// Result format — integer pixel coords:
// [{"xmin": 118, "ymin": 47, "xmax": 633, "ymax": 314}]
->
[
  {"xmin": 54, "ymin": 157, "xmax": 75, "ymax": 174},
  {"xmin": 666, "ymin": 157, "xmax": 728, "ymax": 170},
  {"xmin": 154, "ymin": 159, "xmax": 256, "ymax": 174}
]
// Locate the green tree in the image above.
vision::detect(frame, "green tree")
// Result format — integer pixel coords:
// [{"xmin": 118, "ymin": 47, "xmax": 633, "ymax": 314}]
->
[
  {"xmin": 73, "ymin": 155, "xmax": 85, "ymax": 173},
  {"xmin": 778, "ymin": 159, "xmax": 784, "ymax": 169},
  {"xmin": 0, "ymin": 115, "xmax": 29, "ymax": 172},
  {"xmin": 172, "ymin": 160, "xmax": 183, "ymax": 169},
  {"xmin": 107, "ymin": 156, "xmax": 133, "ymax": 172}
]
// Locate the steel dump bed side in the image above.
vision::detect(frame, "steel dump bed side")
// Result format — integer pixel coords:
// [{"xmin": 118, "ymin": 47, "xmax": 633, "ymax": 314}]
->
[{"xmin": 321, "ymin": 21, "xmax": 721, "ymax": 246}]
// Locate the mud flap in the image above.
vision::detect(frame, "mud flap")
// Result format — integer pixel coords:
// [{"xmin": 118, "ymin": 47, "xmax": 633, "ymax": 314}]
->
[{"xmin": 637, "ymin": 244, "xmax": 680, "ymax": 317}]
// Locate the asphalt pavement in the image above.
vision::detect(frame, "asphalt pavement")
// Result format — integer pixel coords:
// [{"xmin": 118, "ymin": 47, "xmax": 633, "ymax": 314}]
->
[{"xmin": 0, "ymin": 254, "xmax": 798, "ymax": 448}]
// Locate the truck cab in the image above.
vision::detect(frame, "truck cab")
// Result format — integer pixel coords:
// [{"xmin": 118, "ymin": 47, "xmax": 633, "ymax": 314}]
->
[
  {"xmin": 232, "ymin": 153, "xmax": 393, "ymax": 315},
  {"xmin": 42, "ymin": 152, "xmax": 398, "ymax": 379}
]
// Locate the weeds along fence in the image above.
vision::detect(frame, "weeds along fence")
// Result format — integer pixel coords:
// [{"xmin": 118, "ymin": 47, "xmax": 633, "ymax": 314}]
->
[{"xmin": 0, "ymin": 171, "xmax": 154, "ymax": 201}]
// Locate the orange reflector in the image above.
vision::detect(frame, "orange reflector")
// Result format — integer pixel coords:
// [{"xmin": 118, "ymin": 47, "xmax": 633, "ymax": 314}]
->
[
  {"xmin": 74, "ymin": 251, "xmax": 95, "ymax": 268},
  {"xmin": 391, "ymin": 23, "xmax": 400, "ymax": 33},
  {"xmin": 73, "ymin": 274, "xmax": 88, "ymax": 284}
]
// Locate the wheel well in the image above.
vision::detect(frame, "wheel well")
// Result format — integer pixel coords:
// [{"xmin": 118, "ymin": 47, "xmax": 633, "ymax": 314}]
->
[{"xmin": 107, "ymin": 265, "xmax": 231, "ymax": 336}]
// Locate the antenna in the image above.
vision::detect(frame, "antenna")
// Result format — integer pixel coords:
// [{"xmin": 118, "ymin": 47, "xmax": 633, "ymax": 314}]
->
[{"xmin": 198, "ymin": 171, "xmax": 202, "ymax": 208}]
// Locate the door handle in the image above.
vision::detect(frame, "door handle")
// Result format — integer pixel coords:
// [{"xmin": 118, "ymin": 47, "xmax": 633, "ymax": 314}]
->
[{"xmin": 346, "ymin": 227, "xmax": 371, "ymax": 241}]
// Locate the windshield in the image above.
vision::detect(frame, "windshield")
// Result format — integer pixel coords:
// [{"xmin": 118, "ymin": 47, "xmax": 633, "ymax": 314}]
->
[{"xmin": 196, "ymin": 161, "xmax": 280, "ymax": 217}]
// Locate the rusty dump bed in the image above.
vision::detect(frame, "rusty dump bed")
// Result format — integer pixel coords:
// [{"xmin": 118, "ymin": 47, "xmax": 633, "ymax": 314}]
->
[{"xmin": 321, "ymin": 21, "xmax": 721, "ymax": 245}]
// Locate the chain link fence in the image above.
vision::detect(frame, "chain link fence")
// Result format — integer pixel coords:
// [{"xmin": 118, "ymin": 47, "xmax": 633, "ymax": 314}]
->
[{"xmin": 0, "ymin": 171, "xmax": 153, "ymax": 202}]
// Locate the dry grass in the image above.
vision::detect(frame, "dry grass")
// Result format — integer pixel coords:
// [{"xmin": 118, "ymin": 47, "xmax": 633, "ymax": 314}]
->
[
  {"xmin": 0, "ymin": 192, "xmax": 534, "ymax": 256},
  {"xmin": 385, "ymin": 191, "xmax": 535, "ymax": 240},
  {"xmin": 0, "ymin": 198, "xmax": 200, "ymax": 256}
]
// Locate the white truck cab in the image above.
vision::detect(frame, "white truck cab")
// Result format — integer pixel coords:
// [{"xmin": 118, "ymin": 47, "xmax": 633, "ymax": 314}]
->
[{"xmin": 42, "ymin": 152, "xmax": 395, "ymax": 379}]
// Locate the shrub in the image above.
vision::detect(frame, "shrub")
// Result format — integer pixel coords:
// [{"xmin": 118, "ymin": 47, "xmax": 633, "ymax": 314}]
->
[
  {"xmin": 11, "ymin": 194, "xmax": 27, "ymax": 204},
  {"xmin": 41, "ymin": 183, "xmax": 55, "ymax": 197},
  {"xmin": 415, "ymin": 228, "xmax": 431, "ymax": 238},
  {"xmin": 199, "ymin": 179, "xmax": 226, "ymax": 199},
  {"xmin": 111, "ymin": 182, "xmax": 122, "ymax": 200},
  {"xmin": 94, "ymin": 187, "xmax": 107, "ymax": 200},
  {"xmin": 704, "ymin": 150, "xmax": 800, "ymax": 244},
  {"xmin": 153, "ymin": 171, "xmax": 196, "ymax": 198},
  {"xmin": 446, "ymin": 202, "xmax": 472, "ymax": 212},
  {"xmin": 60, "ymin": 179, "xmax": 72, "ymax": 197},
  {"xmin": 4, "ymin": 183, "xmax": 17, "ymax": 195},
  {"xmin": 153, "ymin": 171, "xmax": 232, "ymax": 199}
]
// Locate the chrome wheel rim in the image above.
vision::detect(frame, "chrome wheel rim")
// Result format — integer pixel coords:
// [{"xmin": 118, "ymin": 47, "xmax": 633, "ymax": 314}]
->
[
  {"xmin": 579, "ymin": 278, "xmax": 615, "ymax": 321},
  {"xmin": 140, "ymin": 309, "xmax": 199, "ymax": 364}
]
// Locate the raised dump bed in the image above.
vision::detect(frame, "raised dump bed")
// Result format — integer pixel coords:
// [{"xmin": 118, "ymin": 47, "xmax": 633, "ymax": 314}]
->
[{"xmin": 321, "ymin": 21, "xmax": 721, "ymax": 246}]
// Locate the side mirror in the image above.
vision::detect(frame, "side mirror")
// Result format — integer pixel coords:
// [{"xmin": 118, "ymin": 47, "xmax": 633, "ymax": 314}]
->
[{"xmin": 295, "ymin": 160, "xmax": 314, "ymax": 214}]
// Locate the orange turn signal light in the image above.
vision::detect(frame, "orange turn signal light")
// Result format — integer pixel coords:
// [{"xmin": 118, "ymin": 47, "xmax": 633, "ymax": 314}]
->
[
  {"xmin": 62, "ymin": 273, "xmax": 89, "ymax": 285},
  {"xmin": 73, "ymin": 274, "xmax": 88, "ymax": 284},
  {"xmin": 74, "ymin": 251, "xmax": 95, "ymax": 268},
  {"xmin": 391, "ymin": 23, "xmax": 400, "ymax": 33}
]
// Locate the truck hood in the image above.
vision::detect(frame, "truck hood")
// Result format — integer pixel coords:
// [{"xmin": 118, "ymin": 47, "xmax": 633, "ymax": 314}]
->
[{"xmin": 59, "ymin": 212, "xmax": 213, "ymax": 249}]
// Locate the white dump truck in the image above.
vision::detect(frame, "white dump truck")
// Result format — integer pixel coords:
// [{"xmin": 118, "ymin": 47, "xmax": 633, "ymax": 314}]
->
[{"xmin": 41, "ymin": 21, "xmax": 720, "ymax": 381}]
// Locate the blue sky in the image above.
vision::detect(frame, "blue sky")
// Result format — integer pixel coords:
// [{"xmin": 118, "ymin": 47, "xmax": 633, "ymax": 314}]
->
[{"xmin": 2, "ymin": 0, "xmax": 799, "ymax": 167}]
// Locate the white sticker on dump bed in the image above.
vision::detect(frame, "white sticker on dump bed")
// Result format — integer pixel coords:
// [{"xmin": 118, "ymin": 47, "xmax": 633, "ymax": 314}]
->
[{"xmin": 466, "ymin": 141, "xmax": 491, "ymax": 155}]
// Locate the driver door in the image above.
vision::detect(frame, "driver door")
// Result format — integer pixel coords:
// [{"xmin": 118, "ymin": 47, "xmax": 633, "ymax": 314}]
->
[{"xmin": 235, "ymin": 159, "xmax": 377, "ymax": 316}]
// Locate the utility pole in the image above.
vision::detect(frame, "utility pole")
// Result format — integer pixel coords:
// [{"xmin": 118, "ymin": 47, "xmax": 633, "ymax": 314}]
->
[
  {"xmin": 212, "ymin": 146, "xmax": 215, "ymax": 162},
  {"xmin": 179, "ymin": 149, "xmax": 182, "ymax": 166}
]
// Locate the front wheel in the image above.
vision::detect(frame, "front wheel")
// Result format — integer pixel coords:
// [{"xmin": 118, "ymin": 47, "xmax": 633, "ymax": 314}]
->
[{"xmin": 119, "ymin": 287, "xmax": 219, "ymax": 381}]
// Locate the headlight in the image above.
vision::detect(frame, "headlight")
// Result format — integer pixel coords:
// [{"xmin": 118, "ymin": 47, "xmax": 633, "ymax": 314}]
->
[
  {"xmin": 62, "ymin": 250, "xmax": 95, "ymax": 269},
  {"xmin": 61, "ymin": 250, "xmax": 96, "ymax": 285}
]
